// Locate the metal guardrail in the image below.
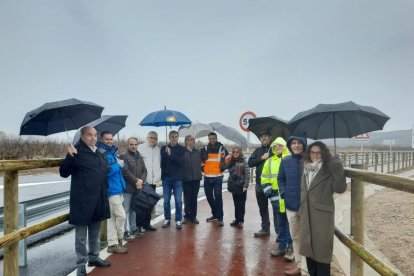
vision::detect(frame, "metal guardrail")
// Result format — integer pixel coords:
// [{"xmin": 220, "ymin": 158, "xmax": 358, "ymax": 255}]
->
[
  {"xmin": 0, "ymin": 174, "xmax": 230, "ymax": 232},
  {"xmin": 0, "ymin": 191, "xmax": 70, "ymax": 232}
]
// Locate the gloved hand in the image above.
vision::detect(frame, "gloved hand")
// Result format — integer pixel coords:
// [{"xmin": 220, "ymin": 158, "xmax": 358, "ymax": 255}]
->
[{"xmin": 262, "ymin": 183, "xmax": 273, "ymax": 197}]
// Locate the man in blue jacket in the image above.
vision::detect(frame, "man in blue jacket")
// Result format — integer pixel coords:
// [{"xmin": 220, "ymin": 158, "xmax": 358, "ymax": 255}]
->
[
  {"xmin": 98, "ymin": 131, "xmax": 131, "ymax": 254},
  {"xmin": 160, "ymin": 130, "xmax": 186, "ymax": 229},
  {"xmin": 278, "ymin": 136, "xmax": 307, "ymax": 276}
]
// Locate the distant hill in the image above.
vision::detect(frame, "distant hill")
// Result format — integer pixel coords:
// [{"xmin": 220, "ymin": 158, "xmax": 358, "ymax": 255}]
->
[{"xmin": 319, "ymin": 129, "xmax": 413, "ymax": 149}]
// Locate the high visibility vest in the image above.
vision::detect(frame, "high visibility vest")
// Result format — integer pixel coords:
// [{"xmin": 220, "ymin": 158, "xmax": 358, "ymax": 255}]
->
[
  {"xmin": 203, "ymin": 145, "xmax": 230, "ymax": 177},
  {"xmin": 261, "ymin": 150, "xmax": 289, "ymax": 213}
]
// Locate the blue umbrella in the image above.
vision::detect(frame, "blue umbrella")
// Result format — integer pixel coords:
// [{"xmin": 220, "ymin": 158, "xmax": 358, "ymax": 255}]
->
[
  {"xmin": 20, "ymin": 98, "xmax": 104, "ymax": 136},
  {"xmin": 139, "ymin": 107, "xmax": 191, "ymax": 142},
  {"xmin": 72, "ymin": 115, "xmax": 128, "ymax": 144},
  {"xmin": 139, "ymin": 109, "xmax": 191, "ymax": 127}
]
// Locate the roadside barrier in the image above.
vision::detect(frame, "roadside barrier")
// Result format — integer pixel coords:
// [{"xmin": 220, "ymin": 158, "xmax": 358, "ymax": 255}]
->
[{"xmin": 0, "ymin": 151, "xmax": 413, "ymax": 276}]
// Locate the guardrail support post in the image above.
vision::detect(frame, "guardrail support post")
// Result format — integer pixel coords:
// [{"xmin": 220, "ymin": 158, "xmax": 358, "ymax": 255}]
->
[
  {"xmin": 18, "ymin": 203, "xmax": 27, "ymax": 267},
  {"xmin": 374, "ymin": 153, "xmax": 378, "ymax": 172},
  {"xmin": 381, "ymin": 152, "xmax": 384, "ymax": 173},
  {"xmin": 99, "ymin": 220, "xmax": 108, "ymax": 250},
  {"xmin": 351, "ymin": 164, "xmax": 365, "ymax": 276},
  {"xmin": 4, "ymin": 170, "xmax": 19, "ymax": 276}
]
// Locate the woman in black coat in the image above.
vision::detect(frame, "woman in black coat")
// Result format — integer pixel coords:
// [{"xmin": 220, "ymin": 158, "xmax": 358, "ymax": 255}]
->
[{"xmin": 226, "ymin": 146, "xmax": 250, "ymax": 228}]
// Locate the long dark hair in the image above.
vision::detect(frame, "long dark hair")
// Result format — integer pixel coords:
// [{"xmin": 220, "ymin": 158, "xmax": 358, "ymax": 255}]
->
[{"xmin": 302, "ymin": 141, "xmax": 332, "ymax": 169}]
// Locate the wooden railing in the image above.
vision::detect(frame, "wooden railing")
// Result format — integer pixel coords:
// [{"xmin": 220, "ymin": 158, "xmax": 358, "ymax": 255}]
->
[{"xmin": 0, "ymin": 151, "xmax": 413, "ymax": 275}]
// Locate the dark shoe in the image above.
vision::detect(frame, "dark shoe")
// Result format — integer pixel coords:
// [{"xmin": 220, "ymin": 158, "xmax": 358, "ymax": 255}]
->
[
  {"xmin": 77, "ymin": 265, "xmax": 86, "ymax": 276},
  {"xmin": 131, "ymin": 229, "xmax": 144, "ymax": 238},
  {"xmin": 88, "ymin": 258, "xmax": 111, "ymax": 267},
  {"xmin": 123, "ymin": 232, "xmax": 134, "ymax": 241},
  {"xmin": 107, "ymin": 244, "xmax": 128, "ymax": 254},
  {"xmin": 254, "ymin": 229, "xmax": 270, "ymax": 237},
  {"xmin": 162, "ymin": 220, "xmax": 171, "ymax": 228},
  {"xmin": 144, "ymin": 225, "xmax": 157, "ymax": 231},
  {"xmin": 206, "ymin": 216, "xmax": 218, "ymax": 222},
  {"xmin": 236, "ymin": 221, "xmax": 243, "ymax": 228},
  {"xmin": 230, "ymin": 220, "xmax": 238, "ymax": 227},
  {"xmin": 176, "ymin": 221, "xmax": 182, "ymax": 229},
  {"xmin": 270, "ymin": 247, "xmax": 286, "ymax": 257},
  {"xmin": 182, "ymin": 218, "xmax": 190, "ymax": 224},
  {"xmin": 191, "ymin": 218, "xmax": 199, "ymax": 224},
  {"xmin": 284, "ymin": 266, "xmax": 301, "ymax": 276},
  {"xmin": 218, "ymin": 220, "xmax": 224, "ymax": 227}
]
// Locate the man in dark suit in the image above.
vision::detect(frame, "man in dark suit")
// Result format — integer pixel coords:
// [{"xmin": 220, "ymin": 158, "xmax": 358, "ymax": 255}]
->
[{"xmin": 60, "ymin": 126, "xmax": 111, "ymax": 276}]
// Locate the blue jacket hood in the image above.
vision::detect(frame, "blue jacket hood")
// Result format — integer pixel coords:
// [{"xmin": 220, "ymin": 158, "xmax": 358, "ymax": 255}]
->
[{"xmin": 286, "ymin": 136, "xmax": 307, "ymax": 156}]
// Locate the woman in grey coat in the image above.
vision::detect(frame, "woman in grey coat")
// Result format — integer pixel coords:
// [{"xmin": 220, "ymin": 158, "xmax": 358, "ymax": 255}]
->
[{"xmin": 299, "ymin": 141, "xmax": 346, "ymax": 276}]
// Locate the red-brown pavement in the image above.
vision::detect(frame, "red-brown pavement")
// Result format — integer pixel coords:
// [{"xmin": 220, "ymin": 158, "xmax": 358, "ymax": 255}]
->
[{"xmin": 89, "ymin": 187, "xmax": 295, "ymax": 275}]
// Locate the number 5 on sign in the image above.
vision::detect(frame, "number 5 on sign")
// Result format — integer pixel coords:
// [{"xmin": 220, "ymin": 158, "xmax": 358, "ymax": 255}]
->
[{"xmin": 239, "ymin": 111, "xmax": 256, "ymax": 132}]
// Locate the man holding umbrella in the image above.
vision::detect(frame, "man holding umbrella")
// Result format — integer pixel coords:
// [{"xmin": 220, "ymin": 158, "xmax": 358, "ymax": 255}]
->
[
  {"xmin": 60, "ymin": 126, "xmax": 111, "ymax": 275},
  {"xmin": 248, "ymin": 130, "xmax": 275, "ymax": 237}
]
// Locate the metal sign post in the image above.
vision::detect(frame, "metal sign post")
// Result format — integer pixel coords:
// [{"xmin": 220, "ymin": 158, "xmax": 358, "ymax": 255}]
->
[{"xmin": 354, "ymin": 133, "xmax": 370, "ymax": 153}]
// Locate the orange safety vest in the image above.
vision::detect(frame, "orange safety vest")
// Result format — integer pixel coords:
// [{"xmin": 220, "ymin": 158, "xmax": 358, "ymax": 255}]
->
[{"xmin": 203, "ymin": 145, "xmax": 231, "ymax": 177}]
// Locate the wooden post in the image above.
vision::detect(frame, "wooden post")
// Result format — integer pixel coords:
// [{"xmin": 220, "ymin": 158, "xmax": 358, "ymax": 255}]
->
[
  {"xmin": 343, "ymin": 153, "xmax": 347, "ymax": 167},
  {"xmin": 374, "ymin": 153, "xmax": 378, "ymax": 172},
  {"xmin": 351, "ymin": 164, "xmax": 365, "ymax": 276},
  {"xmin": 365, "ymin": 153, "xmax": 369, "ymax": 168},
  {"xmin": 4, "ymin": 170, "xmax": 19, "ymax": 276},
  {"xmin": 393, "ymin": 152, "xmax": 396, "ymax": 172},
  {"xmin": 355, "ymin": 152, "xmax": 358, "ymax": 164},
  {"xmin": 387, "ymin": 152, "xmax": 391, "ymax": 173},
  {"xmin": 99, "ymin": 220, "xmax": 108, "ymax": 249},
  {"xmin": 381, "ymin": 152, "xmax": 384, "ymax": 173}
]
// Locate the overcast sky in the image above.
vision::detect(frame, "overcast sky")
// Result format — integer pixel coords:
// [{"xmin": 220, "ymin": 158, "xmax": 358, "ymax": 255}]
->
[{"xmin": 1, "ymin": 1, "xmax": 413, "ymax": 144}]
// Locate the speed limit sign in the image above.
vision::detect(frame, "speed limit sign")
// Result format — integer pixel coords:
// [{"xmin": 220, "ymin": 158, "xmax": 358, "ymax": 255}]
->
[{"xmin": 239, "ymin": 111, "xmax": 256, "ymax": 132}]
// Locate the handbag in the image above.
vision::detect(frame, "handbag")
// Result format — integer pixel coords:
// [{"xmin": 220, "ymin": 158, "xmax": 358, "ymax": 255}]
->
[{"xmin": 130, "ymin": 184, "xmax": 161, "ymax": 212}]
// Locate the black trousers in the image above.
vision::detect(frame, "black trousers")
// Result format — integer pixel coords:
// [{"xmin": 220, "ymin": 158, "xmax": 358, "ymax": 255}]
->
[
  {"xmin": 306, "ymin": 257, "xmax": 330, "ymax": 276},
  {"xmin": 183, "ymin": 180, "xmax": 200, "ymax": 220},
  {"xmin": 255, "ymin": 188, "xmax": 270, "ymax": 231},
  {"xmin": 232, "ymin": 192, "xmax": 247, "ymax": 222},
  {"xmin": 136, "ymin": 184, "xmax": 156, "ymax": 227},
  {"xmin": 256, "ymin": 186, "xmax": 279, "ymax": 234}
]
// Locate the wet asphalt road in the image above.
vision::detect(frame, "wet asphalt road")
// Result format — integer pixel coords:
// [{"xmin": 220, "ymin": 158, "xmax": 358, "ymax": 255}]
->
[{"xmin": 0, "ymin": 172, "xmax": 227, "ymax": 276}]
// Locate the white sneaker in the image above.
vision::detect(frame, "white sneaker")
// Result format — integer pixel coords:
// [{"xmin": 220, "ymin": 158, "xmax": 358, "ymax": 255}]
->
[
  {"xmin": 162, "ymin": 220, "xmax": 170, "ymax": 228},
  {"xmin": 176, "ymin": 221, "xmax": 182, "ymax": 229}
]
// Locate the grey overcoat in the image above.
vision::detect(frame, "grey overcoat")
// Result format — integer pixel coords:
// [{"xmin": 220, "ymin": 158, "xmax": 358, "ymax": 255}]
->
[{"xmin": 299, "ymin": 158, "xmax": 347, "ymax": 263}]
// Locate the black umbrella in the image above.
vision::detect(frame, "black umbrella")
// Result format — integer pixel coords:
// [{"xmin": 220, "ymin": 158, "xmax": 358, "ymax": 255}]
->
[
  {"xmin": 20, "ymin": 98, "xmax": 104, "ymax": 136},
  {"xmin": 287, "ymin": 101, "xmax": 390, "ymax": 153},
  {"xmin": 247, "ymin": 116, "xmax": 290, "ymax": 142},
  {"xmin": 72, "ymin": 115, "xmax": 128, "ymax": 144}
]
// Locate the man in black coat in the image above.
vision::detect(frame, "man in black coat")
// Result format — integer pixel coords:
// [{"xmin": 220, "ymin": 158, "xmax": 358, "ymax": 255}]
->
[
  {"xmin": 248, "ymin": 130, "xmax": 278, "ymax": 238},
  {"xmin": 60, "ymin": 126, "xmax": 111, "ymax": 276}
]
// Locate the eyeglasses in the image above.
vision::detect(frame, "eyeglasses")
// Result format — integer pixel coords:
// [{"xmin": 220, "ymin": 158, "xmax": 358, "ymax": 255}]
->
[{"xmin": 310, "ymin": 151, "xmax": 321, "ymax": 156}]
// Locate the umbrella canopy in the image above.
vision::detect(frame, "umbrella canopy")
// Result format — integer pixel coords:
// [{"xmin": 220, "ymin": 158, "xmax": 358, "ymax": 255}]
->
[
  {"xmin": 288, "ymin": 101, "xmax": 390, "ymax": 152},
  {"xmin": 139, "ymin": 109, "xmax": 191, "ymax": 127},
  {"xmin": 210, "ymin": 122, "xmax": 249, "ymax": 148},
  {"xmin": 178, "ymin": 123, "xmax": 214, "ymax": 139},
  {"xmin": 139, "ymin": 107, "xmax": 192, "ymax": 143},
  {"xmin": 72, "ymin": 115, "xmax": 128, "ymax": 144},
  {"xmin": 247, "ymin": 116, "xmax": 290, "ymax": 141},
  {"xmin": 20, "ymin": 98, "xmax": 104, "ymax": 136}
]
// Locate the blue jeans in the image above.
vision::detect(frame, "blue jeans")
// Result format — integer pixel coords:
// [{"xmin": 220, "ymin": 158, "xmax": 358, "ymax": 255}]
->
[
  {"xmin": 204, "ymin": 176, "xmax": 224, "ymax": 220},
  {"xmin": 274, "ymin": 209, "xmax": 292, "ymax": 250},
  {"xmin": 162, "ymin": 176, "xmax": 183, "ymax": 221}
]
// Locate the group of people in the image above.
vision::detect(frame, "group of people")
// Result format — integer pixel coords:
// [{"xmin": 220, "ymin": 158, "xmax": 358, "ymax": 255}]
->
[
  {"xmin": 249, "ymin": 130, "xmax": 347, "ymax": 276},
  {"xmin": 60, "ymin": 126, "xmax": 346, "ymax": 276}
]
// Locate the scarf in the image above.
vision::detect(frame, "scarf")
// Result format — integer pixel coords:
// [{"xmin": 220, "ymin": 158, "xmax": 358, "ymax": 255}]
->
[
  {"xmin": 233, "ymin": 156, "xmax": 245, "ymax": 177},
  {"xmin": 304, "ymin": 161, "xmax": 322, "ymax": 188}
]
